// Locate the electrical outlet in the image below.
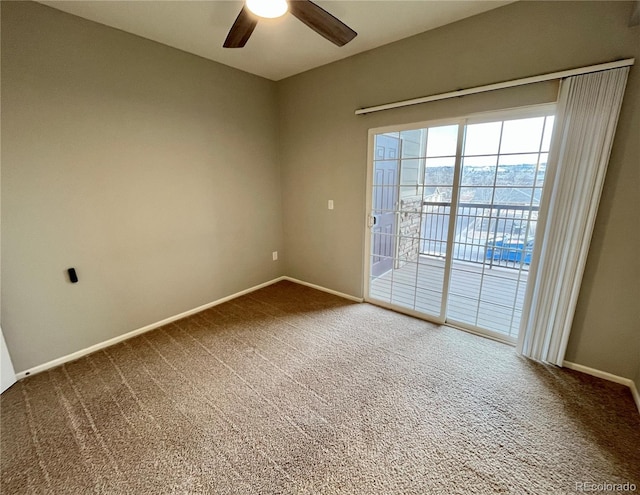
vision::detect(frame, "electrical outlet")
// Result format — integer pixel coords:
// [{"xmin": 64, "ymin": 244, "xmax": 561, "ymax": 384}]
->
[
  {"xmin": 272, "ymin": 251, "xmax": 278, "ymax": 261},
  {"xmin": 328, "ymin": 200, "xmax": 334, "ymax": 210}
]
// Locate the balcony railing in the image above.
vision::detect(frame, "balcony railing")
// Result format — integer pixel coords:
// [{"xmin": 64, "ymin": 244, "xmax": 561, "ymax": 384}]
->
[{"xmin": 420, "ymin": 201, "xmax": 540, "ymax": 270}]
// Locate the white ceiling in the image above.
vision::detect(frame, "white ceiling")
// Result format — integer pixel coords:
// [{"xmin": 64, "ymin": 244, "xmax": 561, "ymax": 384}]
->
[{"xmin": 39, "ymin": 1, "xmax": 513, "ymax": 81}]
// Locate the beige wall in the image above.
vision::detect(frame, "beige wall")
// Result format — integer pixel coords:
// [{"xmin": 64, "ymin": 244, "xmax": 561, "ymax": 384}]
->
[
  {"xmin": 278, "ymin": 1, "xmax": 640, "ymax": 379},
  {"xmin": 1, "ymin": 2, "xmax": 283, "ymax": 371}
]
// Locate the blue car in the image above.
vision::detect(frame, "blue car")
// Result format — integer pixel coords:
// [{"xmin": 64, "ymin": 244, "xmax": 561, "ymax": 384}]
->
[{"xmin": 486, "ymin": 236, "xmax": 535, "ymax": 264}]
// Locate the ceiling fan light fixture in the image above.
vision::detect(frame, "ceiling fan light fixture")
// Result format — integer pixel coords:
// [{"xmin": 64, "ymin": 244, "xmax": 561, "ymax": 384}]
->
[
  {"xmin": 224, "ymin": 0, "xmax": 357, "ymax": 49},
  {"xmin": 245, "ymin": 0, "xmax": 289, "ymax": 19}
]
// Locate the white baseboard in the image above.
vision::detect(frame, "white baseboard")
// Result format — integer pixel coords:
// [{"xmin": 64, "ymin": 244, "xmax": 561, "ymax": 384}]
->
[
  {"xmin": 15, "ymin": 276, "xmax": 287, "ymax": 380},
  {"xmin": 15, "ymin": 276, "xmax": 364, "ymax": 380},
  {"xmin": 563, "ymin": 361, "xmax": 640, "ymax": 414},
  {"xmin": 16, "ymin": 277, "xmax": 636, "ymax": 417},
  {"xmin": 632, "ymin": 382, "xmax": 640, "ymax": 415},
  {"xmin": 281, "ymin": 276, "xmax": 364, "ymax": 303}
]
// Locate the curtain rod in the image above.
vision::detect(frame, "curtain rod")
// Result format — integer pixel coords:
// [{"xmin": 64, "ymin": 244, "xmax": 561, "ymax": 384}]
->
[{"xmin": 354, "ymin": 58, "xmax": 635, "ymax": 115}]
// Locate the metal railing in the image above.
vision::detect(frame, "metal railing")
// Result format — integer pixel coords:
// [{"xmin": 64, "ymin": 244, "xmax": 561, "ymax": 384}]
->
[{"xmin": 420, "ymin": 201, "xmax": 540, "ymax": 270}]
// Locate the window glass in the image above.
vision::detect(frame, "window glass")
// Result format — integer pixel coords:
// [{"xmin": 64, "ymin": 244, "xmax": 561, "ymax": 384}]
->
[
  {"xmin": 463, "ymin": 122, "xmax": 502, "ymax": 156},
  {"xmin": 500, "ymin": 117, "xmax": 545, "ymax": 154},
  {"xmin": 426, "ymin": 125, "xmax": 459, "ymax": 157}
]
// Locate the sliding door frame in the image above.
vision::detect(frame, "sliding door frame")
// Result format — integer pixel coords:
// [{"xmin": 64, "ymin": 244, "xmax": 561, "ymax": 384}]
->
[
  {"xmin": 364, "ymin": 116, "xmax": 462, "ymax": 326},
  {"xmin": 363, "ymin": 103, "xmax": 556, "ymax": 341}
]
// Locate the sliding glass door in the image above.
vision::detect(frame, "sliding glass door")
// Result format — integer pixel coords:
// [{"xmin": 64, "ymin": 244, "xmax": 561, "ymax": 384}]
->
[
  {"xmin": 369, "ymin": 124, "xmax": 460, "ymax": 322},
  {"xmin": 366, "ymin": 106, "xmax": 555, "ymax": 342}
]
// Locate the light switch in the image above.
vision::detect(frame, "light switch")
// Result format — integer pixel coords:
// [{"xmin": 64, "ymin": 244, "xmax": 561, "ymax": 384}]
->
[{"xmin": 328, "ymin": 200, "xmax": 334, "ymax": 210}]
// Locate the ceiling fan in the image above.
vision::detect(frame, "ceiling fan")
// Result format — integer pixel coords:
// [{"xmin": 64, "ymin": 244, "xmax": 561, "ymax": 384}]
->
[{"xmin": 223, "ymin": 0, "xmax": 357, "ymax": 48}]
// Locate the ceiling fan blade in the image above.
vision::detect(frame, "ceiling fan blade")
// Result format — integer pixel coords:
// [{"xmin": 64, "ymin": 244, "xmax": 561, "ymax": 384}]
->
[
  {"xmin": 289, "ymin": 0, "xmax": 357, "ymax": 47},
  {"xmin": 223, "ymin": 6, "xmax": 258, "ymax": 48}
]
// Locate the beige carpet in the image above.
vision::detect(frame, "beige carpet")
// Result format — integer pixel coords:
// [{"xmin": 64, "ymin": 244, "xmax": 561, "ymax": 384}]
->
[{"xmin": 1, "ymin": 281, "xmax": 639, "ymax": 494}]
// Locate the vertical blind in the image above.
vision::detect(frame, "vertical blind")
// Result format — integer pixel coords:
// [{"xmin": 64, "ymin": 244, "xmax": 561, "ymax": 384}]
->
[{"xmin": 517, "ymin": 67, "xmax": 630, "ymax": 365}]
